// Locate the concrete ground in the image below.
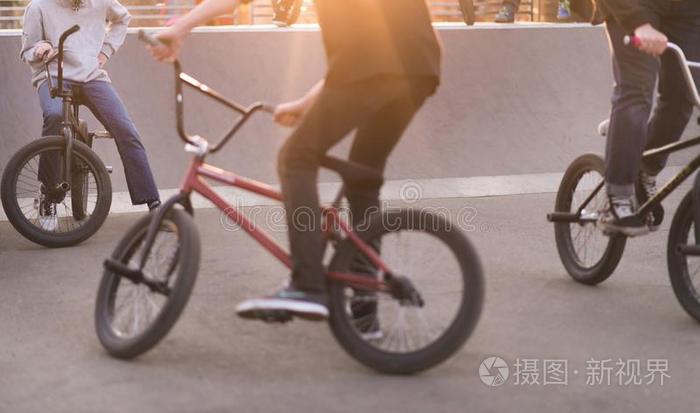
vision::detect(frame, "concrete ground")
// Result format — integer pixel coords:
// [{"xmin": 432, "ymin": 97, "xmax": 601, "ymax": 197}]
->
[{"xmin": 1, "ymin": 189, "xmax": 699, "ymax": 413}]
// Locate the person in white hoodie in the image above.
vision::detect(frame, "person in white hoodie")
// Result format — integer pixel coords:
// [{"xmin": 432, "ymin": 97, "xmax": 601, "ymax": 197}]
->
[{"xmin": 20, "ymin": 0, "xmax": 161, "ymax": 226}]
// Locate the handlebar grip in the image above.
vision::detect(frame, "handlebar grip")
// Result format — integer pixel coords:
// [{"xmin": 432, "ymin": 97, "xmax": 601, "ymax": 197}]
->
[
  {"xmin": 138, "ymin": 30, "xmax": 160, "ymax": 47},
  {"xmin": 623, "ymin": 35, "xmax": 641, "ymax": 48}
]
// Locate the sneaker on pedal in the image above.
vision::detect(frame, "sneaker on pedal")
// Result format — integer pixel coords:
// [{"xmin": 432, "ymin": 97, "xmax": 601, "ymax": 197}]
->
[
  {"xmin": 598, "ymin": 195, "xmax": 649, "ymax": 237},
  {"xmin": 636, "ymin": 171, "xmax": 664, "ymax": 231},
  {"xmin": 38, "ymin": 199, "xmax": 57, "ymax": 232},
  {"xmin": 235, "ymin": 285, "xmax": 328, "ymax": 321},
  {"xmin": 494, "ymin": 4, "xmax": 516, "ymax": 23}
]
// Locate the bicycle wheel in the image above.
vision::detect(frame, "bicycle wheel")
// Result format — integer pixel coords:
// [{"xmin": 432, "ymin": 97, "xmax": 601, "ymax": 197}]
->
[
  {"xmin": 667, "ymin": 192, "xmax": 700, "ymax": 322},
  {"xmin": 553, "ymin": 153, "xmax": 626, "ymax": 285},
  {"xmin": 0, "ymin": 136, "xmax": 112, "ymax": 248},
  {"xmin": 95, "ymin": 208, "xmax": 200, "ymax": 359},
  {"xmin": 327, "ymin": 209, "xmax": 484, "ymax": 374}
]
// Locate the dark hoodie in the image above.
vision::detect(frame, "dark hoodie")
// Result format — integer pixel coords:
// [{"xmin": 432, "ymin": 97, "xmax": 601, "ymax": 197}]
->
[{"xmin": 592, "ymin": 0, "xmax": 700, "ymax": 31}]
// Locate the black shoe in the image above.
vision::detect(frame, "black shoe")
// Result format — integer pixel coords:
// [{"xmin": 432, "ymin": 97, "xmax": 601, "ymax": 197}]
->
[
  {"xmin": 636, "ymin": 171, "xmax": 664, "ymax": 231},
  {"xmin": 351, "ymin": 295, "xmax": 383, "ymax": 340},
  {"xmin": 38, "ymin": 198, "xmax": 57, "ymax": 231},
  {"xmin": 598, "ymin": 195, "xmax": 649, "ymax": 237},
  {"xmin": 494, "ymin": 4, "xmax": 516, "ymax": 23},
  {"xmin": 236, "ymin": 285, "xmax": 329, "ymax": 321}
]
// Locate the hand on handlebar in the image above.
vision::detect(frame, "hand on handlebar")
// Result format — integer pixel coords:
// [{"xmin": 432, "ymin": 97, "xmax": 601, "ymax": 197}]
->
[
  {"xmin": 34, "ymin": 43, "xmax": 53, "ymax": 62},
  {"xmin": 632, "ymin": 24, "xmax": 668, "ymax": 57},
  {"xmin": 273, "ymin": 99, "xmax": 309, "ymax": 128},
  {"xmin": 147, "ymin": 27, "xmax": 187, "ymax": 63}
]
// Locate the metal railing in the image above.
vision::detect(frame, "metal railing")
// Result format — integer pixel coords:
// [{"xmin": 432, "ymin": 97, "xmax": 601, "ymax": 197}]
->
[{"xmin": 0, "ymin": 0, "xmax": 557, "ymax": 30}]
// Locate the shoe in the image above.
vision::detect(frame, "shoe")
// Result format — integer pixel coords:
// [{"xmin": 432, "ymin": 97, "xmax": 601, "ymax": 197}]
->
[
  {"xmin": 556, "ymin": 1, "xmax": 572, "ymax": 20},
  {"xmin": 272, "ymin": 0, "xmax": 293, "ymax": 27},
  {"xmin": 636, "ymin": 171, "xmax": 664, "ymax": 231},
  {"xmin": 494, "ymin": 4, "xmax": 516, "ymax": 23},
  {"xmin": 147, "ymin": 199, "xmax": 161, "ymax": 211},
  {"xmin": 236, "ymin": 285, "xmax": 329, "ymax": 321},
  {"xmin": 598, "ymin": 195, "xmax": 649, "ymax": 237},
  {"xmin": 38, "ymin": 198, "xmax": 57, "ymax": 232},
  {"xmin": 351, "ymin": 294, "xmax": 383, "ymax": 340}
]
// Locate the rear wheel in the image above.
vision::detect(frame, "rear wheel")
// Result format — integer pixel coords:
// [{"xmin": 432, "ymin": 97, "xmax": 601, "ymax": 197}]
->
[
  {"xmin": 327, "ymin": 209, "xmax": 484, "ymax": 374},
  {"xmin": 95, "ymin": 208, "xmax": 200, "ymax": 359},
  {"xmin": 0, "ymin": 136, "xmax": 111, "ymax": 248},
  {"xmin": 553, "ymin": 153, "xmax": 626, "ymax": 285},
  {"xmin": 667, "ymin": 192, "xmax": 700, "ymax": 322}
]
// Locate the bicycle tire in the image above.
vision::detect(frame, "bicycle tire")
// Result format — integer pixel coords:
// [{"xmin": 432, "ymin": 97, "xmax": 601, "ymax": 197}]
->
[
  {"xmin": 553, "ymin": 153, "xmax": 626, "ymax": 285},
  {"xmin": 95, "ymin": 208, "xmax": 200, "ymax": 359},
  {"xmin": 667, "ymin": 192, "xmax": 700, "ymax": 322},
  {"xmin": 0, "ymin": 136, "xmax": 111, "ymax": 248},
  {"xmin": 327, "ymin": 209, "xmax": 484, "ymax": 374}
]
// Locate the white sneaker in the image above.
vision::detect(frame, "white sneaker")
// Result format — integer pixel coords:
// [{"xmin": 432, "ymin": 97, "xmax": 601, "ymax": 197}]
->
[{"xmin": 38, "ymin": 200, "xmax": 57, "ymax": 232}]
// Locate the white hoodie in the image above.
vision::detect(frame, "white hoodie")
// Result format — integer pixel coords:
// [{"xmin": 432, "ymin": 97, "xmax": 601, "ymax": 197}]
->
[{"xmin": 19, "ymin": 0, "xmax": 131, "ymax": 88}]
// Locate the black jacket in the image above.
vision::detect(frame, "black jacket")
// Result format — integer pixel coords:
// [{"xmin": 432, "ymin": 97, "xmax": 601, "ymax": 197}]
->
[{"xmin": 592, "ymin": 0, "xmax": 652, "ymax": 31}]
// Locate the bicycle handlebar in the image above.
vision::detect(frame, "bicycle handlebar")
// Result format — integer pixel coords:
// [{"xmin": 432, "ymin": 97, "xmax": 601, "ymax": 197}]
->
[
  {"xmin": 624, "ymin": 35, "xmax": 700, "ymax": 108},
  {"xmin": 44, "ymin": 25, "xmax": 80, "ymax": 98},
  {"xmin": 137, "ymin": 30, "xmax": 274, "ymax": 153}
]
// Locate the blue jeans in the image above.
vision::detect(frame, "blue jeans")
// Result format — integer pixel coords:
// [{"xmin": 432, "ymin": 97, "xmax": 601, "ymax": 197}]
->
[
  {"xmin": 604, "ymin": 6, "xmax": 700, "ymax": 197},
  {"xmin": 38, "ymin": 79, "xmax": 159, "ymax": 205}
]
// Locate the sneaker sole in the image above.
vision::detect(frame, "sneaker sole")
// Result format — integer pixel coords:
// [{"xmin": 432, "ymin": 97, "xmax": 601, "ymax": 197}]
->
[
  {"xmin": 598, "ymin": 221, "xmax": 650, "ymax": 237},
  {"xmin": 236, "ymin": 298, "xmax": 328, "ymax": 321}
]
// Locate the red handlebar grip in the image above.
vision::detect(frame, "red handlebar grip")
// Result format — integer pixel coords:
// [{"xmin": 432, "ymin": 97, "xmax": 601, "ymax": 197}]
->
[{"xmin": 624, "ymin": 35, "xmax": 642, "ymax": 48}]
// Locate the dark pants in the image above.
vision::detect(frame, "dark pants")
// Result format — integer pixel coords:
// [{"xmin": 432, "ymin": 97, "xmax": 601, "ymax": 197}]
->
[
  {"xmin": 605, "ymin": 5, "xmax": 700, "ymax": 197},
  {"xmin": 278, "ymin": 75, "xmax": 435, "ymax": 292},
  {"xmin": 38, "ymin": 79, "xmax": 159, "ymax": 205}
]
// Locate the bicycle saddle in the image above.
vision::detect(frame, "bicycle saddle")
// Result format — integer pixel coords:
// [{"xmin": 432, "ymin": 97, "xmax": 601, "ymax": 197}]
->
[{"xmin": 320, "ymin": 156, "xmax": 384, "ymax": 189}]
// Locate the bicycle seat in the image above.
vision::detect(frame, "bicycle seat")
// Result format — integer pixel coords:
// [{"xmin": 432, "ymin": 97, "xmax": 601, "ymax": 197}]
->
[{"xmin": 320, "ymin": 156, "xmax": 383, "ymax": 188}]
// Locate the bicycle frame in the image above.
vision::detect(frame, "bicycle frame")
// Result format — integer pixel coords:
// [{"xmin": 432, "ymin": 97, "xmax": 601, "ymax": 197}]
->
[{"xmin": 126, "ymin": 31, "xmax": 392, "ymax": 294}]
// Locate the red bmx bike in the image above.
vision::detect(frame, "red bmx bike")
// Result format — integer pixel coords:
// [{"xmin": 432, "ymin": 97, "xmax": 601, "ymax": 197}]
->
[{"xmin": 94, "ymin": 31, "xmax": 484, "ymax": 374}]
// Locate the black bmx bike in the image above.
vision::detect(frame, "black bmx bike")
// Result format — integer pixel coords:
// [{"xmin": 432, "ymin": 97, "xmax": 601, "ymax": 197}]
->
[
  {"xmin": 548, "ymin": 36, "xmax": 700, "ymax": 322},
  {"xmin": 1, "ymin": 25, "xmax": 113, "ymax": 248}
]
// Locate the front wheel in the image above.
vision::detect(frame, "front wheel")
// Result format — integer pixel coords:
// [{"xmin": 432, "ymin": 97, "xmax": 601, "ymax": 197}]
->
[
  {"xmin": 95, "ymin": 208, "xmax": 200, "ymax": 359},
  {"xmin": 667, "ymin": 192, "xmax": 700, "ymax": 322},
  {"xmin": 327, "ymin": 209, "xmax": 484, "ymax": 374},
  {"xmin": 0, "ymin": 136, "xmax": 111, "ymax": 248},
  {"xmin": 553, "ymin": 153, "xmax": 626, "ymax": 285}
]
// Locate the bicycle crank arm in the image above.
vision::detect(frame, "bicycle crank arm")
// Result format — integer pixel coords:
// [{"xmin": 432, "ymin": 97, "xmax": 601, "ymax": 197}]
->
[{"xmin": 103, "ymin": 258, "xmax": 171, "ymax": 295}]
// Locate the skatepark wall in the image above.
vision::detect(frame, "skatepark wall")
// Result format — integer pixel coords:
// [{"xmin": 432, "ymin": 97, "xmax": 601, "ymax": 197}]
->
[{"xmin": 1, "ymin": 24, "xmax": 698, "ymax": 194}]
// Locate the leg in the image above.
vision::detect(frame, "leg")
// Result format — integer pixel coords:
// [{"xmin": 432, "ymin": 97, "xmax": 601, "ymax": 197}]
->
[
  {"xmin": 80, "ymin": 81, "xmax": 159, "ymax": 205},
  {"xmin": 605, "ymin": 19, "xmax": 660, "ymax": 198},
  {"xmin": 277, "ymin": 82, "xmax": 388, "ymax": 292},
  {"xmin": 642, "ymin": 15, "xmax": 700, "ymax": 174},
  {"xmin": 37, "ymin": 80, "xmax": 64, "ymax": 189}
]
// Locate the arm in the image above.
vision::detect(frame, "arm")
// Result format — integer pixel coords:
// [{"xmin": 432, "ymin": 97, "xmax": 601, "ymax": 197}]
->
[
  {"xmin": 601, "ymin": 0, "xmax": 666, "ymax": 57},
  {"xmin": 149, "ymin": 0, "xmax": 248, "ymax": 61},
  {"xmin": 19, "ymin": 3, "xmax": 51, "ymax": 64},
  {"xmin": 101, "ymin": 0, "xmax": 132, "ymax": 62}
]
